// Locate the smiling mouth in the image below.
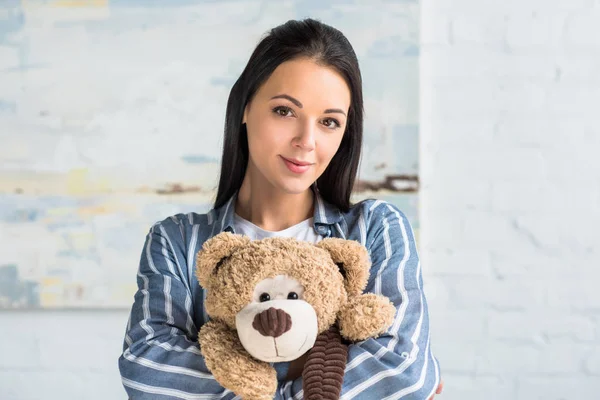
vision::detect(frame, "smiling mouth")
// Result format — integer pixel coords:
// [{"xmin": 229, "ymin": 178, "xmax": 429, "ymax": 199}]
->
[{"xmin": 281, "ymin": 156, "xmax": 313, "ymax": 174}]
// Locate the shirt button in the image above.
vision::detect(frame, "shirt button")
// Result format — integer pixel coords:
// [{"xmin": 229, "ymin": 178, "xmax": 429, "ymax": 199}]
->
[
  {"xmin": 401, "ymin": 352, "xmax": 410, "ymax": 359},
  {"xmin": 317, "ymin": 226, "xmax": 327, "ymax": 234}
]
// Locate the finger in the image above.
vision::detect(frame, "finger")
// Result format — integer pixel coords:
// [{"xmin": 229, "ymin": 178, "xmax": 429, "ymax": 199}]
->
[{"xmin": 436, "ymin": 380, "xmax": 444, "ymax": 394}]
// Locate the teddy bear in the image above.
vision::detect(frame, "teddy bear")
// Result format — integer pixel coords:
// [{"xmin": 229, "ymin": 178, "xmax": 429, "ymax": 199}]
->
[{"xmin": 195, "ymin": 232, "xmax": 396, "ymax": 400}]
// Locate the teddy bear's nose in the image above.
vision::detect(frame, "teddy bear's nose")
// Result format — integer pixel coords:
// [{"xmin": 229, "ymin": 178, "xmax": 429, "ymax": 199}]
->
[{"xmin": 252, "ymin": 307, "xmax": 293, "ymax": 338}]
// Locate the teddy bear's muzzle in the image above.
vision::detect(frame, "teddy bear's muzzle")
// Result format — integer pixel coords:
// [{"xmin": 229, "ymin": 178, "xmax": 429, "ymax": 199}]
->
[{"xmin": 252, "ymin": 307, "xmax": 292, "ymax": 338}]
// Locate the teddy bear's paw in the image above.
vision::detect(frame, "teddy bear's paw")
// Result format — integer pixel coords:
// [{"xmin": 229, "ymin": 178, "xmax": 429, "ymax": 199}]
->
[
  {"xmin": 199, "ymin": 321, "xmax": 277, "ymax": 399},
  {"xmin": 339, "ymin": 293, "xmax": 396, "ymax": 341},
  {"xmin": 303, "ymin": 325, "xmax": 348, "ymax": 400}
]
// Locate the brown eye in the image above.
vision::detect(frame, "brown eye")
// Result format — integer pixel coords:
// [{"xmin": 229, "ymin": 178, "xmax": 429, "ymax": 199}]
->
[
  {"xmin": 323, "ymin": 118, "xmax": 340, "ymax": 129},
  {"xmin": 273, "ymin": 106, "xmax": 293, "ymax": 117},
  {"xmin": 259, "ymin": 293, "xmax": 271, "ymax": 302}
]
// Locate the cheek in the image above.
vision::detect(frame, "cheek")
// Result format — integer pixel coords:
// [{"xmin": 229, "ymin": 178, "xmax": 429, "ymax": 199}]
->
[
  {"xmin": 317, "ymin": 133, "xmax": 344, "ymax": 164},
  {"xmin": 247, "ymin": 119, "xmax": 285, "ymax": 155}
]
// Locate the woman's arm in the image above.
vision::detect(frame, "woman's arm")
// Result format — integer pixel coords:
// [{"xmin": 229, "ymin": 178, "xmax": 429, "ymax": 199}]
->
[
  {"xmin": 277, "ymin": 202, "xmax": 441, "ymax": 400},
  {"xmin": 118, "ymin": 218, "xmax": 238, "ymax": 399}
]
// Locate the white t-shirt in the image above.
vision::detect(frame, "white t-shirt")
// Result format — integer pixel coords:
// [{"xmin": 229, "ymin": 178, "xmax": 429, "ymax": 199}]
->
[{"xmin": 233, "ymin": 213, "xmax": 324, "ymax": 244}]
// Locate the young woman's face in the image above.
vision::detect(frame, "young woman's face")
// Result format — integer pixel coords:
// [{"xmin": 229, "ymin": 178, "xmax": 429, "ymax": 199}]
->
[{"xmin": 243, "ymin": 57, "xmax": 351, "ymax": 195}]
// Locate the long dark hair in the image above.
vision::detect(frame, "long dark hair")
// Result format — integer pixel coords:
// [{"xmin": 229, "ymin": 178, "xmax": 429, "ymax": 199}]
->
[{"xmin": 214, "ymin": 18, "xmax": 364, "ymax": 212}]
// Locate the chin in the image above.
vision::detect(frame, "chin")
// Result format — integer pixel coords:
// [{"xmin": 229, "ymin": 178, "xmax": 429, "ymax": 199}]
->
[{"xmin": 275, "ymin": 180, "xmax": 314, "ymax": 195}]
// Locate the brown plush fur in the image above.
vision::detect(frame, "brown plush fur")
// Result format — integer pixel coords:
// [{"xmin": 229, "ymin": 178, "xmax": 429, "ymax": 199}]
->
[
  {"xmin": 339, "ymin": 293, "xmax": 396, "ymax": 341},
  {"xmin": 195, "ymin": 232, "xmax": 397, "ymax": 399},
  {"xmin": 199, "ymin": 320, "xmax": 277, "ymax": 400}
]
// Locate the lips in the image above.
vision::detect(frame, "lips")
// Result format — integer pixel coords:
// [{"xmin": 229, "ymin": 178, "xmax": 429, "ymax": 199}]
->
[
  {"xmin": 281, "ymin": 156, "xmax": 313, "ymax": 174},
  {"xmin": 282, "ymin": 157, "xmax": 312, "ymax": 166}
]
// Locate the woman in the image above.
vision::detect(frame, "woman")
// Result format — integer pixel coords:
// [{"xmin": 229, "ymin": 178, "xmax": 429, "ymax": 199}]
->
[{"xmin": 119, "ymin": 18, "xmax": 442, "ymax": 400}]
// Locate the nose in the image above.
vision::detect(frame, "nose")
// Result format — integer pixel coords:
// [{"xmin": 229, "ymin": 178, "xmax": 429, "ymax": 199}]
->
[
  {"xmin": 293, "ymin": 122, "xmax": 316, "ymax": 151},
  {"xmin": 252, "ymin": 307, "xmax": 293, "ymax": 338}
]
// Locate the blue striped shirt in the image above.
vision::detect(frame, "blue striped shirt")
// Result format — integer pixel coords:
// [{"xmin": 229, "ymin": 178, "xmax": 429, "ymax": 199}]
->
[{"xmin": 118, "ymin": 190, "xmax": 441, "ymax": 399}]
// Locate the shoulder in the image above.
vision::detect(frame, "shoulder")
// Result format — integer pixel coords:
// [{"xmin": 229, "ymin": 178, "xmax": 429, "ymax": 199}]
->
[
  {"xmin": 343, "ymin": 199, "xmax": 419, "ymax": 270},
  {"xmin": 348, "ymin": 198, "xmax": 411, "ymax": 229},
  {"xmin": 342, "ymin": 197, "xmax": 416, "ymax": 250},
  {"xmin": 146, "ymin": 210, "xmax": 219, "ymax": 245}
]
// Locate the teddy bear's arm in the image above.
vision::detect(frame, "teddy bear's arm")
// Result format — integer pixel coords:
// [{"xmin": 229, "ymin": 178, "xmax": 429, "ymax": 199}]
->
[
  {"xmin": 199, "ymin": 320, "xmax": 277, "ymax": 400},
  {"xmin": 338, "ymin": 293, "xmax": 396, "ymax": 342}
]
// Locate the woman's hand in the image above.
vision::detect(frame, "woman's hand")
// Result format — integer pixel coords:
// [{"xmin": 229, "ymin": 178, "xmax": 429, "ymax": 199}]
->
[{"xmin": 428, "ymin": 379, "xmax": 444, "ymax": 400}]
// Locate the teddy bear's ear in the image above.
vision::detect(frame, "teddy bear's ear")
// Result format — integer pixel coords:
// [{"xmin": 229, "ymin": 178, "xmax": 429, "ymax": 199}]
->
[
  {"xmin": 316, "ymin": 238, "xmax": 371, "ymax": 297},
  {"xmin": 195, "ymin": 232, "xmax": 250, "ymax": 288}
]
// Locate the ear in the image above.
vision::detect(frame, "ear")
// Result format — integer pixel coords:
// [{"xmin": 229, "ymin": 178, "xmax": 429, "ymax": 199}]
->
[
  {"xmin": 316, "ymin": 238, "xmax": 371, "ymax": 297},
  {"xmin": 195, "ymin": 232, "xmax": 250, "ymax": 288}
]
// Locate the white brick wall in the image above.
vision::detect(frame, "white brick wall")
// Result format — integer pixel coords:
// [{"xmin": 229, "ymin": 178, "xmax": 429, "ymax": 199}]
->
[
  {"xmin": 0, "ymin": 311, "xmax": 130, "ymax": 399},
  {"xmin": 421, "ymin": 0, "xmax": 600, "ymax": 399},
  {"xmin": 1, "ymin": 1, "xmax": 599, "ymax": 399}
]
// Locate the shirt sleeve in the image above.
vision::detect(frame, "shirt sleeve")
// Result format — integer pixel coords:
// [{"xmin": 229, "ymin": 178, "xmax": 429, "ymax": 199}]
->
[
  {"xmin": 118, "ymin": 218, "xmax": 241, "ymax": 400},
  {"xmin": 276, "ymin": 202, "xmax": 441, "ymax": 400}
]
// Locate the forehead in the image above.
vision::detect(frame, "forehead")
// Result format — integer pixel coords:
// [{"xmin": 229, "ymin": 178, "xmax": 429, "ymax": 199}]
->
[{"xmin": 255, "ymin": 58, "xmax": 351, "ymax": 110}]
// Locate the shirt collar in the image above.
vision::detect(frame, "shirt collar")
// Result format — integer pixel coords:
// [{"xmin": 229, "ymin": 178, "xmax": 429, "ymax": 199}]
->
[{"xmin": 213, "ymin": 184, "xmax": 344, "ymax": 234}]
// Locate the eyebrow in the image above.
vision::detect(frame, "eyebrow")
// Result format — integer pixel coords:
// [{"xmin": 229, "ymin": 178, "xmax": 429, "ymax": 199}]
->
[{"xmin": 270, "ymin": 94, "xmax": 347, "ymax": 117}]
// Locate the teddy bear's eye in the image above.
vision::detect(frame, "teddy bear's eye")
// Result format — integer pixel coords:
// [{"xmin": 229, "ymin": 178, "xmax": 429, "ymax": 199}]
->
[
  {"xmin": 259, "ymin": 293, "xmax": 271, "ymax": 302},
  {"xmin": 287, "ymin": 292, "xmax": 298, "ymax": 300}
]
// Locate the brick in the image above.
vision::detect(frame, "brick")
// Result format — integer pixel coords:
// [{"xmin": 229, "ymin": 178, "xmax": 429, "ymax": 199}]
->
[
  {"xmin": 516, "ymin": 376, "xmax": 600, "ymax": 399},
  {"xmin": 488, "ymin": 250, "xmax": 587, "ymax": 280},
  {"xmin": 423, "ymin": 248, "xmax": 492, "ymax": 277},
  {"xmin": 423, "ymin": 276, "xmax": 452, "ymax": 306},
  {"xmin": 434, "ymin": 310, "xmax": 486, "ymax": 342},
  {"xmin": 490, "ymin": 181, "xmax": 600, "ymax": 215},
  {"xmin": 430, "ymin": 146, "xmax": 547, "ymax": 181},
  {"xmin": 505, "ymin": 14, "xmax": 567, "ymax": 50},
  {"xmin": 565, "ymin": 11, "xmax": 600, "ymax": 47},
  {"xmin": 446, "ymin": 276, "xmax": 546, "ymax": 311},
  {"xmin": 424, "ymin": 46, "xmax": 558, "ymax": 82},
  {"xmin": 514, "ymin": 214, "xmax": 600, "ymax": 258},
  {"xmin": 546, "ymin": 279, "xmax": 600, "ymax": 311},
  {"xmin": 475, "ymin": 342, "xmax": 541, "ymax": 374},
  {"xmin": 421, "ymin": 181, "xmax": 493, "ymax": 213},
  {"xmin": 428, "ymin": 117, "xmax": 495, "ymax": 146},
  {"xmin": 441, "ymin": 374, "xmax": 517, "ymax": 400},
  {"xmin": 555, "ymin": 55, "xmax": 600, "ymax": 84},
  {"xmin": 433, "ymin": 343, "xmax": 478, "ymax": 374},
  {"xmin": 461, "ymin": 211, "xmax": 548, "ymax": 254},
  {"xmin": 418, "ymin": 213, "xmax": 466, "ymax": 250},
  {"xmin": 544, "ymin": 84, "xmax": 600, "ymax": 116},
  {"xmin": 542, "ymin": 146, "xmax": 600, "ymax": 183},
  {"xmin": 583, "ymin": 347, "xmax": 600, "ymax": 375},
  {"xmin": 488, "ymin": 312, "xmax": 595, "ymax": 343},
  {"xmin": 536, "ymin": 344, "xmax": 594, "ymax": 374},
  {"xmin": 431, "ymin": 80, "xmax": 549, "ymax": 118}
]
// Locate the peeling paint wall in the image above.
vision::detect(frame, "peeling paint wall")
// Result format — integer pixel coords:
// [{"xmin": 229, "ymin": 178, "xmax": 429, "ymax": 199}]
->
[{"xmin": 0, "ymin": 0, "xmax": 420, "ymax": 308}]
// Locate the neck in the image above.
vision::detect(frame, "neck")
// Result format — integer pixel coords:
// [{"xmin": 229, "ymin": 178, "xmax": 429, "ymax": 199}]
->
[{"xmin": 235, "ymin": 174, "xmax": 314, "ymax": 232}]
